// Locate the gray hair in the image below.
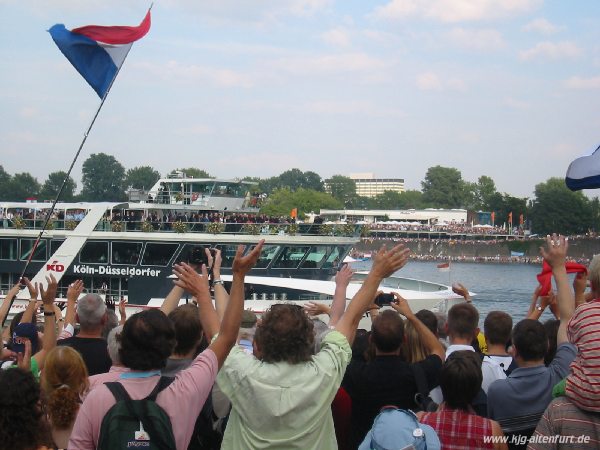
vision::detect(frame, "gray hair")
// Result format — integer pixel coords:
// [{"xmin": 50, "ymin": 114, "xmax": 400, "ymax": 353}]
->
[
  {"xmin": 107, "ymin": 325, "xmax": 123, "ymax": 364},
  {"xmin": 102, "ymin": 309, "xmax": 119, "ymax": 340},
  {"xmin": 312, "ymin": 318, "xmax": 331, "ymax": 354},
  {"xmin": 76, "ymin": 294, "xmax": 107, "ymax": 329}
]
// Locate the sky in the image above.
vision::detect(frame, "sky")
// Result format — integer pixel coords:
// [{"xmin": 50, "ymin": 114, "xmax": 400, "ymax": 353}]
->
[{"xmin": 1, "ymin": 0, "xmax": 600, "ymax": 199}]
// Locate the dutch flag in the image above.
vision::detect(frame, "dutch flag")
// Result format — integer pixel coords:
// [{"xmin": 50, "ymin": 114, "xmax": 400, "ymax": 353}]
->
[{"xmin": 49, "ymin": 10, "xmax": 151, "ymax": 98}]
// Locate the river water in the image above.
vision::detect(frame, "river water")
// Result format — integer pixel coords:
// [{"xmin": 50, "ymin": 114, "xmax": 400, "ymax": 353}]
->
[{"xmin": 349, "ymin": 260, "xmax": 557, "ymax": 326}]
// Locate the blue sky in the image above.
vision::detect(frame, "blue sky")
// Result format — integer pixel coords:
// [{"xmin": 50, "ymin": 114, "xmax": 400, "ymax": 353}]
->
[{"xmin": 1, "ymin": 0, "xmax": 600, "ymax": 199}]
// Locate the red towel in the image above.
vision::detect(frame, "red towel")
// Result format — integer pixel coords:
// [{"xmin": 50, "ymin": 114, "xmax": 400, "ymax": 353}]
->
[{"xmin": 536, "ymin": 261, "xmax": 587, "ymax": 296}]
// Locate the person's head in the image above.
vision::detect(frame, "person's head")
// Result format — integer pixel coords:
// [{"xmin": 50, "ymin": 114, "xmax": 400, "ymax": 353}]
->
[
  {"xmin": 10, "ymin": 322, "xmax": 40, "ymax": 355},
  {"xmin": 435, "ymin": 312, "xmax": 448, "ymax": 340},
  {"xmin": 371, "ymin": 310, "xmax": 404, "ymax": 353},
  {"xmin": 512, "ymin": 319, "xmax": 547, "ymax": 363},
  {"xmin": 76, "ymin": 294, "xmax": 107, "ymax": 332},
  {"xmin": 415, "ymin": 309, "xmax": 438, "ymax": 337},
  {"xmin": 254, "ymin": 304, "xmax": 314, "ymax": 364},
  {"xmin": 543, "ymin": 319, "xmax": 560, "ymax": 366},
  {"xmin": 107, "ymin": 325, "xmax": 123, "ymax": 365},
  {"xmin": 168, "ymin": 304, "xmax": 203, "ymax": 357},
  {"xmin": 42, "ymin": 346, "xmax": 89, "ymax": 429},
  {"xmin": 440, "ymin": 350, "xmax": 482, "ymax": 411},
  {"xmin": 484, "ymin": 311, "xmax": 513, "ymax": 347},
  {"xmin": 588, "ymin": 254, "xmax": 600, "ymax": 295},
  {"xmin": 312, "ymin": 318, "xmax": 330, "ymax": 354},
  {"xmin": 102, "ymin": 308, "xmax": 119, "ymax": 340},
  {"xmin": 0, "ymin": 368, "xmax": 51, "ymax": 450},
  {"xmin": 402, "ymin": 319, "xmax": 429, "ymax": 363},
  {"xmin": 118, "ymin": 309, "xmax": 175, "ymax": 370},
  {"xmin": 239, "ymin": 310, "xmax": 258, "ymax": 343},
  {"xmin": 446, "ymin": 303, "xmax": 479, "ymax": 342}
]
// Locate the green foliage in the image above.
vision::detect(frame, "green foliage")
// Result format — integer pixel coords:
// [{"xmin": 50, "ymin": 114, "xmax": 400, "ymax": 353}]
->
[
  {"xmin": 207, "ymin": 222, "xmax": 225, "ymax": 234},
  {"xmin": 81, "ymin": 153, "xmax": 126, "ymax": 201},
  {"xmin": 141, "ymin": 221, "xmax": 154, "ymax": 232},
  {"xmin": 472, "ymin": 175, "xmax": 497, "ymax": 211},
  {"xmin": 65, "ymin": 220, "xmax": 78, "ymax": 230},
  {"xmin": 260, "ymin": 188, "xmax": 342, "ymax": 217},
  {"xmin": 488, "ymin": 193, "xmax": 527, "ymax": 227},
  {"xmin": 326, "ymin": 175, "xmax": 356, "ymax": 205},
  {"xmin": 124, "ymin": 166, "xmax": 160, "ymax": 190},
  {"xmin": 369, "ymin": 190, "xmax": 425, "ymax": 209},
  {"xmin": 0, "ymin": 165, "xmax": 12, "ymax": 200},
  {"xmin": 11, "ymin": 216, "xmax": 26, "ymax": 229},
  {"xmin": 258, "ymin": 169, "xmax": 324, "ymax": 194},
  {"xmin": 40, "ymin": 171, "xmax": 76, "ymax": 202},
  {"xmin": 173, "ymin": 221, "xmax": 188, "ymax": 233},
  {"xmin": 241, "ymin": 223, "xmax": 261, "ymax": 235},
  {"xmin": 7, "ymin": 172, "xmax": 40, "ymax": 201},
  {"xmin": 421, "ymin": 166, "xmax": 467, "ymax": 208},
  {"xmin": 530, "ymin": 177, "xmax": 593, "ymax": 235},
  {"xmin": 111, "ymin": 221, "xmax": 124, "ymax": 232}
]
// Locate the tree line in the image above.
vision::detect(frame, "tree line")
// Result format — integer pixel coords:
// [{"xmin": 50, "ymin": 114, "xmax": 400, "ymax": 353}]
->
[{"xmin": 0, "ymin": 154, "xmax": 597, "ymax": 236}]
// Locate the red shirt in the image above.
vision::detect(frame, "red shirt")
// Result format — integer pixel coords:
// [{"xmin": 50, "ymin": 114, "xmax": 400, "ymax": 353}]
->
[{"xmin": 420, "ymin": 405, "xmax": 495, "ymax": 449}]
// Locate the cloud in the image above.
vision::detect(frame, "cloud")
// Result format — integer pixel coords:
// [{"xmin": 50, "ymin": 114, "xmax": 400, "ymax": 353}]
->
[
  {"xmin": 270, "ymin": 52, "xmax": 389, "ymax": 76},
  {"xmin": 519, "ymin": 41, "xmax": 582, "ymax": 61},
  {"xmin": 416, "ymin": 72, "xmax": 466, "ymax": 91},
  {"xmin": 446, "ymin": 27, "xmax": 505, "ymax": 51},
  {"xmin": 373, "ymin": 0, "xmax": 542, "ymax": 23},
  {"xmin": 564, "ymin": 76, "xmax": 600, "ymax": 90},
  {"xmin": 18, "ymin": 107, "xmax": 40, "ymax": 118},
  {"xmin": 301, "ymin": 100, "xmax": 405, "ymax": 117},
  {"xmin": 173, "ymin": 125, "xmax": 213, "ymax": 136},
  {"xmin": 134, "ymin": 61, "xmax": 255, "ymax": 88},
  {"xmin": 321, "ymin": 27, "xmax": 351, "ymax": 47},
  {"xmin": 503, "ymin": 97, "xmax": 530, "ymax": 110},
  {"xmin": 523, "ymin": 18, "xmax": 564, "ymax": 35}
]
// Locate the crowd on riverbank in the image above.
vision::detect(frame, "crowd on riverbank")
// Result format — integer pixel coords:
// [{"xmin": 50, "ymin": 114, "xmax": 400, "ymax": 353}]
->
[{"xmin": 1, "ymin": 236, "xmax": 599, "ymax": 450}]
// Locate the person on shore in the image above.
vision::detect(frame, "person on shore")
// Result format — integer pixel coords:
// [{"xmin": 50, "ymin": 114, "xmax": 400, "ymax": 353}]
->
[
  {"xmin": 343, "ymin": 292, "xmax": 445, "ymax": 449},
  {"xmin": 418, "ymin": 350, "xmax": 507, "ymax": 450},
  {"xmin": 215, "ymin": 244, "xmax": 411, "ymax": 450},
  {"xmin": 57, "ymin": 293, "xmax": 111, "ymax": 376},
  {"xmin": 487, "ymin": 235, "xmax": 577, "ymax": 424},
  {"xmin": 68, "ymin": 242, "xmax": 264, "ymax": 450}
]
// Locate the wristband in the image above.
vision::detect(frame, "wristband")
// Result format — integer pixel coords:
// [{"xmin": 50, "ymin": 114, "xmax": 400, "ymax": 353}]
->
[
  {"xmin": 536, "ymin": 305, "xmax": 543, "ymax": 311},
  {"xmin": 213, "ymin": 279, "xmax": 224, "ymax": 285},
  {"xmin": 44, "ymin": 311, "xmax": 55, "ymax": 316}
]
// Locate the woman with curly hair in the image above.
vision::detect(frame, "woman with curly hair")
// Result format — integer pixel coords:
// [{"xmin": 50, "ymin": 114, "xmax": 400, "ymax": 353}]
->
[
  {"xmin": 0, "ymin": 368, "xmax": 53, "ymax": 450},
  {"xmin": 41, "ymin": 346, "xmax": 89, "ymax": 448}
]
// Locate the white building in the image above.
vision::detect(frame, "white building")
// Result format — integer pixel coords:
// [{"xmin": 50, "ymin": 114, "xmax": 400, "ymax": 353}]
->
[
  {"xmin": 319, "ymin": 208, "xmax": 468, "ymax": 225},
  {"xmin": 349, "ymin": 173, "xmax": 405, "ymax": 198}
]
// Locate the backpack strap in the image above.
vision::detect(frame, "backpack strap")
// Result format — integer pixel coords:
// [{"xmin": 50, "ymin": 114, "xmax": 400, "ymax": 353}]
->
[
  {"xmin": 411, "ymin": 363, "xmax": 436, "ymax": 412},
  {"xmin": 146, "ymin": 375, "xmax": 175, "ymax": 401}
]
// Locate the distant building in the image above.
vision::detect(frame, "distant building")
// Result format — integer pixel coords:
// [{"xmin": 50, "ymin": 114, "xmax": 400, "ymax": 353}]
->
[
  {"xmin": 349, "ymin": 173, "xmax": 405, "ymax": 198},
  {"xmin": 319, "ymin": 208, "xmax": 468, "ymax": 224}
]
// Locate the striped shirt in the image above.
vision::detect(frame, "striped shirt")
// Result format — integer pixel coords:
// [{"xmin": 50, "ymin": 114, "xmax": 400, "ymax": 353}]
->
[
  {"xmin": 420, "ymin": 405, "xmax": 495, "ymax": 449},
  {"xmin": 566, "ymin": 299, "xmax": 600, "ymax": 413},
  {"xmin": 528, "ymin": 396, "xmax": 600, "ymax": 450}
]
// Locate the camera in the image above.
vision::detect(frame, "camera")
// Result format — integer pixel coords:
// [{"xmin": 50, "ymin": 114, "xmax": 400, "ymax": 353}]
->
[
  {"xmin": 187, "ymin": 246, "xmax": 217, "ymax": 268},
  {"xmin": 374, "ymin": 292, "xmax": 395, "ymax": 307}
]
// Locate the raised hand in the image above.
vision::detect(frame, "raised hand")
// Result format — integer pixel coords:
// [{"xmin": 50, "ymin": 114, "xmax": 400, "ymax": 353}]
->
[
  {"xmin": 335, "ymin": 264, "xmax": 354, "ymax": 288},
  {"xmin": 452, "ymin": 282, "xmax": 471, "ymax": 302},
  {"xmin": 390, "ymin": 292, "xmax": 413, "ymax": 318},
  {"xmin": 206, "ymin": 247, "xmax": 223, "ymax": 276},
  {"xmin": 67, "ymin": 280, "xmax": 84, "ymax": 303},
  {"xmin": 40, "ymin": 274, "xmax": 58, "ymax": 306},
  {"xmin": 173, "ymin": 262, "xmax": 210, "ymax": 300},
  {"xmin": 370, "ymin": 244, "xmax": 411, "ymax": 279},
  {"xmin": 304, "ymin": 301, "xmax": 331, "ymax": 317},
  {"xmin": 540, "ymin": 234, "xmax": 568, "ymax": 269},
  {"xmin": 119, "ymin": 298, "xmax": 127, "ymax": 323},
  {"xmin": 23, "ymin": 277, "xmax": 38, "ymax": 299},
  {"xmin": 232, "ymin": 239, "xmax": 265, "ymax": 276},
  {"xmin": 16, "ymin": 339, "xmax": 32, "ymax": 371}
]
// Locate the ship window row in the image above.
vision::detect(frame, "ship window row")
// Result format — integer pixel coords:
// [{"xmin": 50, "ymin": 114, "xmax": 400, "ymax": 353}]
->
[{"xmin": 0, "ymin": 238, "xmax": 347, "ymax": 270}]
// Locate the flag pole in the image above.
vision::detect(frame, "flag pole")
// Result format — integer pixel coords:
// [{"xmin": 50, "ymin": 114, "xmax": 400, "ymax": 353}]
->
[{"xmin": 2, "ymin": 17, "xmax": 144, "ymax": 327}]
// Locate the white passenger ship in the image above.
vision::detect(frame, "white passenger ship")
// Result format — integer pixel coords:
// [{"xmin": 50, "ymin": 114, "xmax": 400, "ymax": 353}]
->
[{"xmin": 0, "ymin": 176, "xmax": 463, "ymax": 321}]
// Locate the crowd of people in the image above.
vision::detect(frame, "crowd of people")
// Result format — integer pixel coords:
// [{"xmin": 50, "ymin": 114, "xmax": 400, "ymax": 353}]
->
[{"xmin": 1, "ymin": 235, "xmax": 599, "ymax": 449}]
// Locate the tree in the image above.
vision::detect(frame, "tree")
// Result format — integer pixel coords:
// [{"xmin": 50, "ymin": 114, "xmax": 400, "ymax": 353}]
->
[
  {"xmin": 257, "ymin": 169, "xmax": 324, "ymax": 194},
  {"xmin": 8, "ymin": 172, "xmax": 40, "ymax": 201},
  {"xmin": 171, "ymin": 167, "xmax": 212, "ymax": 178},
  {"xmin": 473, "ymin": 175, "xmax": 498, "ymax": 211},
  {"xmin": 124, "ymin": 166, "xmax": 161, "ymax": 190},
  {"xmin": 81, "ymin": 153, "xmax": 126, "ymax": 201},
  {"xmin": 421, "ymin": 166, "xmax": 467, "ymax": 208},
  {"xmin": 487, "ymin": 193, "xmax": 527, "ymax": 228},
  {"xmin": 40, "ymin": 171, "xmax": 77, "ymax": 201},
  {"xmin": 529, "ymin": 177, "xmax": 593, "ymax": 235},
  {"xmin": 400, "ymin": 190, "xmax": 425, "ymax": 209},
  {"xmin": 0, "ymin": 166, "xmax": 11, "ymax": 200},
  {"xmin": 326, "ymin": 175, "xmax": 356, "ymax": 205},
  {"xmin": 260, "ymin": 188, "xmax": 342, "ymax": 217}
]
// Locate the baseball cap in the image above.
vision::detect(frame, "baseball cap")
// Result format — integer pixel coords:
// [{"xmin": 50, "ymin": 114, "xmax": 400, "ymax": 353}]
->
[{"xmin": 11, "ymin": 323, "xmax": 39, "ymax": 354}]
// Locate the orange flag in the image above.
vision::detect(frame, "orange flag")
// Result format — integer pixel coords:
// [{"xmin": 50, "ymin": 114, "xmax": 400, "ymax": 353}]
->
[
  {"xmin": 290, "ymin": 208, "xmax": 297, "ymax": 218},
  {"xmin": 508, "ymin": 212, "xmax": 513, "ymax": 224}
]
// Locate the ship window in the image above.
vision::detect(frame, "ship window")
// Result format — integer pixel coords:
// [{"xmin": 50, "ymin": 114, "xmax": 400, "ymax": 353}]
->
[
  {"xmin": 20, "ymin": 239, "xmax": 47, "ymax": 262},
  {"xmin": 50, "ymin": 240, "xmax": 64, "ymax": 255},
  {"xmin": 141, "ymin": 243, "xmax": 179, "ymax": 266},
  {"xmin": 214, "ymin": 245, "xmax": 238, "ymax": 268},
  {"xmin": 300, "ymin": 246, "xmax": 328, "ymax": 269},
  {"xmin": 112, "ymin": 242, "xmax": 143, "ymax": 265},
  {"xmin": 251, "ymin": 245, "xmax": 280, "ymax": 269},
  {"xmin": 80, "ymin": 241, "xmax": 109, "ymax": 264},
  {"xmin": 272, "ymin": 246, "xmax": 310, "ymax": 269},
  {"xmin": 0, "ymin": 239, "xmax": 18, "ymax": 260},
  {"xmin": 323, "ymin": 246, "xmax": 345, "ymax": 269}
]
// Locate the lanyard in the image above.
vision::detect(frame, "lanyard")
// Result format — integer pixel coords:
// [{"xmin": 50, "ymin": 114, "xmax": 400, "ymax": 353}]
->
[{"xmin": 120, "ymin": 370, "xmax": 161, "ymax": 379}]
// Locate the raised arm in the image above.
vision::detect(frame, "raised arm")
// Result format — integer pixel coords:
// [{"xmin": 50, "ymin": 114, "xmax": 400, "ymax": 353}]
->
[
  {"xmin": 159, "ymin": 285, "xmax": 185, "ymax": 316},
  {"xmin": 335, "ymin": 244, "xmax": 410, "ymax": 344},
  {"xmin": 209, "ymin": 248, "xmax": 230, "ymax": 322},
  {"xmin": 20, "ymin": 278, "xmax": 40, "ymax": 324},
  {"xmin": 33, "ymin": 274, "xmax": 58, "ymax": 370},
  {"xmin": 573, "ymin": 272, "xmax": 588, "ymax": 308},
  {"xmin": 391, "ymin": 293, "xmax": 445, "ymax": 360},
  {"xmin": 61, "ymin": 280, "xmax": 83, "ymax": 339},
  {"xmin": 0, "ymin": 284, "xmax": 21, "ymax": 328},
  {"xmin": 452, "ymin": 282, "xmax": 472, "ymax": 303},
  {"xmin": 328, "ymin": 264, "xmax": 353, "ymax": 326},
  {"xmin": 173, "ymin": 263, "xmax": 219, "ymax": 340},
  {"xmin": 540, "ymin": 234, "xmax": 575, "ymax": 346}
]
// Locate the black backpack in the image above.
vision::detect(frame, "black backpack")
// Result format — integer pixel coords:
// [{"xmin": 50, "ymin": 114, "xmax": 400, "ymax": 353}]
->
[{"xmin": 98, "ymin": 376, "xmax": 176, "ymax": 450}]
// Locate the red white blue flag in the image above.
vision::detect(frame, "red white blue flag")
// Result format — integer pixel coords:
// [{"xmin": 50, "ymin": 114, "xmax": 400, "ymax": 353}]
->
[
  {"xmin": 566, "ymin": 144, "xmax": 600, "ymax": 191},
  {"xmin": 49, "ymin": 11, "xmax": 151, "ymax": 98}
]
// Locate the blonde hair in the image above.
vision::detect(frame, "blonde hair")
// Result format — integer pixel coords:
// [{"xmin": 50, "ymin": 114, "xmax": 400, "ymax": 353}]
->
[
  {"xmin": 402, "ymin": 319, "xmax": 430, "ymax": 364},
  {"xmin": 42, "ymin": 346, "xmax": 89, "ymax": 428}
]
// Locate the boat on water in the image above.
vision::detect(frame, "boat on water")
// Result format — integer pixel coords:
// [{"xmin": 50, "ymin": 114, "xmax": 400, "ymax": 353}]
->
[{"xmin": 0, "ymin": 176, "xmax": 464, "ymax": 324}]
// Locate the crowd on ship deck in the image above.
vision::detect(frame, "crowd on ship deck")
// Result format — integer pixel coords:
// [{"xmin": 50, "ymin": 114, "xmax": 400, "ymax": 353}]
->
[{"xmin": 1, "ymin": 234, "xmax": 599, "ymax": 450}]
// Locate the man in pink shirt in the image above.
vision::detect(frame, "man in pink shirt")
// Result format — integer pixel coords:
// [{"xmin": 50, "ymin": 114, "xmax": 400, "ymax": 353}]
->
[{"xmin": 68, "ymin": 241, "xmax": 264, "ymax": 450}]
